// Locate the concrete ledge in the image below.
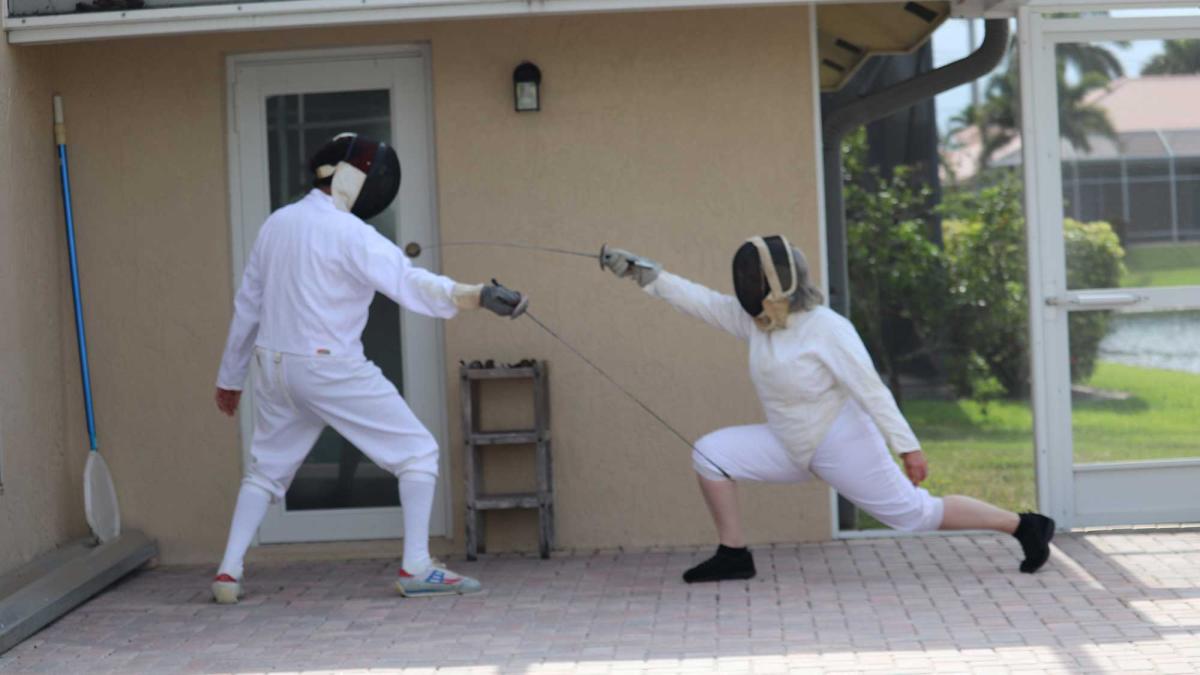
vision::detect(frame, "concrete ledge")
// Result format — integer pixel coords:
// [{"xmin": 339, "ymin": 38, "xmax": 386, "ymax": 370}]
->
[{"xmin": 0, "ymin": 530, "xmax": 158, "ymax": 655}]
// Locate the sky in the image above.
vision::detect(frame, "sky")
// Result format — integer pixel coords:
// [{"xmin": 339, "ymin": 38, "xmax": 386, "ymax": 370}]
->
[{"xmin": 931, "ymin": 16, "xmax": 1182, "ymax": 134}]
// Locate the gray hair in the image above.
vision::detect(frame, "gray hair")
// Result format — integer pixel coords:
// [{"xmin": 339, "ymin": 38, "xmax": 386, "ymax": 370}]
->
[{"xmin": 788, "ymin": 247, "xmax": 824, "ymax": 312}]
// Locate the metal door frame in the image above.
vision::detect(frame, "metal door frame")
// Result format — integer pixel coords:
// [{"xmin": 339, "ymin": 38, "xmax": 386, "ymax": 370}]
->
[{"xmin": 1020, "ymin": 5, "xmax": 1200, "ymax": 527}]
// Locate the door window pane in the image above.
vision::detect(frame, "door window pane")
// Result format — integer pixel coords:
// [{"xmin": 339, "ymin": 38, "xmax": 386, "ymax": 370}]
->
[
  {"xmin": 1071, "ymin": 308, "xmax": 1200, "ymax": 465},
  {"xmin": 265, "ymin": 90, "xmax": 404, "ymax": 511},
  {"xmin": 1055, "ymin": 41, "xmax": 1200, "ymax": 286}
]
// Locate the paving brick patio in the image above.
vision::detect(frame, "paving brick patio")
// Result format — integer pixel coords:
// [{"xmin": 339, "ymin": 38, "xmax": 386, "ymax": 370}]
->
[{"xmin": 2, "ymin": 530, "xmax": 1198, "ymax": 674}]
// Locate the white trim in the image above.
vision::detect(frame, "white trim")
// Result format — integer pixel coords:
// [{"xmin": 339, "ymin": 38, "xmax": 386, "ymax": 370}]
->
[
  {"xmin": 950, "ymin": 0, "xmax": 1021, "ymax": 19},
  {"xmin": 1019, "ymin": 6, "xmax": 1073, "ymax": 526},
  {"xmin": 1073, "ymin": 461, "xmax": 1200, "ymax": 527},
  {"xmin": 1020, "ymin": 4, "xmax": 1200, "ymax": 43},
  {"xmin": 1075, "ymin": 458, "xmax": 1200, "ymax": 473},
  {"xmin": 227, "ymin": 43, "xmax": 427, "ymax": 65},
  {"xmin": 1039, "ymin": 17, "xmax": 1200, "ymax": 44},
  {"xmin": 809, "ymin": 2, "xmax": 830, "ymax": 316},
  {"xmin": 807, "ymin": 2, "xmax": 840, "ymax": 540},
  {"xmin": 6, "ymin": 0, "xmax": 845, "ymax": 44},
  {"xmin": 418, "ymin": 46, "xmax": 455, "ymax": 542},
  {"xmin": 1074, "ymin": 511, "xmax": 1200, "ymax": 528},
  {"xmin": 836, "ymin": 528, "xmax": 994, "ymax": 540},
  {"xmin": 829, "ymin": 486, "xmax": 843, "ymax": 537},
  {"xmin": 1026, "ymin": 0, "xmax": 1200, "ymax": 13},
  {"xmin": 227, "ymin": 58, "xmax": 254, "ymax": 504}
]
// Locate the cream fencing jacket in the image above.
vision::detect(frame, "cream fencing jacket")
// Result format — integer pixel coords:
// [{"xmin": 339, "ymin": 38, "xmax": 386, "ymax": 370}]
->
[
  {"xmin": 217, "ymin": 190, "xmax": 458, "ymax": 390},
  {"xmin": 644, "ymin": 271, "xmax": 921, "ymax": 466}
]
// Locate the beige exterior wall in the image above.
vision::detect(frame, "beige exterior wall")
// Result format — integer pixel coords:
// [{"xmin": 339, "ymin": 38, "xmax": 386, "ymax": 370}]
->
[
  {"xmin": 0, "ymin": 42, "xmax": 87, "ymax": 575},
  {"xmin": 38, "ymin": 6, "xmax": 829, "ymax": 565}
]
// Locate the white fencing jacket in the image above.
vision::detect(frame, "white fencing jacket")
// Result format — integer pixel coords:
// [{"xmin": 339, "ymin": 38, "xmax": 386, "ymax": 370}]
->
[
  {"xmin": 217, "ymin": 190, "xmax": 459, "ymax": 390},
  {"xmin": 644, "ymin": 271, "xmax": 921, "ymax": 466}
]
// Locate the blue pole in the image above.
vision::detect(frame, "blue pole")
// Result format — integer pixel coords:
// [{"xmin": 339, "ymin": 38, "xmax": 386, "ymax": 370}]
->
[{"xmin": 56, "ymin": 122, "xmax": 98, "ymax": 452}]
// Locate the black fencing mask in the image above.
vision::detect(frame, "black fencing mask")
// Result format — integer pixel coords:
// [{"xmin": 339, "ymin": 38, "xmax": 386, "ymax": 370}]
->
[
  {"xmin": 310, "ymin": 133, "xmax": 401, "ymax": 220},
  {"xmin": 732, "ymin": 234, "xmax": 799, "ymax": 332}
]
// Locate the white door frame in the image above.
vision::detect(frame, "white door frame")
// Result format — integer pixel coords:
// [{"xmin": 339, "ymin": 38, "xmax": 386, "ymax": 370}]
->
[
  {"xmin": 1020, "ymin": 7, "xmax": 1200, "ymax": 528},
  {"xmin": 225, "ymin": 44, "xmax": 451, "ymax": 543}
]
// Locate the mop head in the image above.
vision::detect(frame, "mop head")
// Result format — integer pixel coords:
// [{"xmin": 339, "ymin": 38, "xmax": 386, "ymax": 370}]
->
[{"xmin": 84, "ymin": 452, "xmax": 121, "ymax": 543}]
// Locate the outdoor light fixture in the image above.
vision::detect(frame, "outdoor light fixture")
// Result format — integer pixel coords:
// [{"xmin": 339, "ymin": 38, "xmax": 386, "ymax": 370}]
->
[{"xmin": 513, "ymin": 61, "xmax": 542, "ymax": 112}]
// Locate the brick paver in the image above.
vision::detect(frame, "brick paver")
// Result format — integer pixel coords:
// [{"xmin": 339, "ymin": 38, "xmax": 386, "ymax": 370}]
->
[{"xmin": 2, "ymin": 531, "xmax": 1198, "ymax": 673}]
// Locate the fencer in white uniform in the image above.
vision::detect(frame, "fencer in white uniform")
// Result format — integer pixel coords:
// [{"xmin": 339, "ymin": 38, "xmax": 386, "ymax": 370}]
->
[
  {"xmin": 212, "ymin": 134, "xmax": 527, "ymax": 603},
  {"xmin": 602, "ymin": 236, "xmax": 1055, "ymax": 583}
]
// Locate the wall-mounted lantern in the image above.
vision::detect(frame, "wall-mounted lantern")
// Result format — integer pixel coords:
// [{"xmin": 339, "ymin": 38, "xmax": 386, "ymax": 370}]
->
[{"xmin": 513, "ymin": 62, "xmax": 542, "ymax": 112}]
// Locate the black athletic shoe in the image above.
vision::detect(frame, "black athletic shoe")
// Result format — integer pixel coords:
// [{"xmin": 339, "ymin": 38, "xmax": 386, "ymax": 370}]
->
[
  {"xmin": 1013, "ymin": 512, "xmax": 1055, "ymax": 573},
  {"xmin": 683, "ymin": 545, "xmax": 756, "ymax": 583}
]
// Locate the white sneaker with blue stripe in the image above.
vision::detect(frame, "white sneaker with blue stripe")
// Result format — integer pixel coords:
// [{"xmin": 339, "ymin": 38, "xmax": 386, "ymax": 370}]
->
[{"xmin": 394, "ymin": 560, "xmax": 482, "ymax": 597}]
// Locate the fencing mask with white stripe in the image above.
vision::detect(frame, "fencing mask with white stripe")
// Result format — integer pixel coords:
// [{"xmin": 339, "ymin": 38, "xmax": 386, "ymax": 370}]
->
[
  {"xmin": 310, "ymin": 132, "xmax": 401, "ymax": 220},
  {"xmin": 732, "ymin": 234, "xmax": 805, "ymax": 332}
]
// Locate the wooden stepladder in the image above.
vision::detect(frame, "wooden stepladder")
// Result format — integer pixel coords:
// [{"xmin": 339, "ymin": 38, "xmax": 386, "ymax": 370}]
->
[{"xmin": 460, "ymin": 361, "xmax": 554, "ymax": 560}]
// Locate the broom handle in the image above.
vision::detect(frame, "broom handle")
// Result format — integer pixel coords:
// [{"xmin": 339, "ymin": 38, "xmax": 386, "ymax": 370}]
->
[{"xmin": 55, "ymin": 95, "xmax": 98, "ymax": 452}]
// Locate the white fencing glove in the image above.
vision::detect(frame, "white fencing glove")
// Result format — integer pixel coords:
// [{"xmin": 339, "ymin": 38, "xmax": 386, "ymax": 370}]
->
[{"xmin": 601, "ymin": 247, "xmax": 661, "ymax": 287}]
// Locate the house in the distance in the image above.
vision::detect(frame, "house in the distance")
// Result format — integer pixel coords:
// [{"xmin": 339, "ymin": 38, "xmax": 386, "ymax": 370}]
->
[{"xmin": 946, "ymin": 74, "xmax": 1200, "ymax": 244}]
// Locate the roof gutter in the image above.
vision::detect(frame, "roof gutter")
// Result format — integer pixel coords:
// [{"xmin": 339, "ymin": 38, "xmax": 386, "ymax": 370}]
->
[{"xmin": 821, "ymin": 18, "xmax": 1010, "ymax": 317}]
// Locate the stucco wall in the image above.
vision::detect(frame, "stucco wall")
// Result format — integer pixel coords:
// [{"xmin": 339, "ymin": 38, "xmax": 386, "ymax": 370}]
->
[
  {"xmin": 40, "ymin": 6, "xmax": 829, "ymax": 565},
  {"xmin": 0, "ymin": 42, "xmax": 85, "ymax": 575}
]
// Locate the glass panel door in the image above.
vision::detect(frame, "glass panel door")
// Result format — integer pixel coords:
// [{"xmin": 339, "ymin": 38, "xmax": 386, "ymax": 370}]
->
[
  {"xmin": 1045, "ymin": 34, "xmax": 1200, "ymax": 526},
  {"xmin": 264, "ymin": 90, "xmax": 404, "ymax": 512}
]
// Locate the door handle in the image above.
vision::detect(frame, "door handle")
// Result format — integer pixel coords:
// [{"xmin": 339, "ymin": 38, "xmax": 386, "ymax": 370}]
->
[{"xmin": 1046, "ymin": 292, "xmax": 1145, "ymax": 307}]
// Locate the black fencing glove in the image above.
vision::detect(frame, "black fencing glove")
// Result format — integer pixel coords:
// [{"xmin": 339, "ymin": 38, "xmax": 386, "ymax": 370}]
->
[{"xmin": 480, "ymin": 280, "xmax": 529, "ymax": 319}]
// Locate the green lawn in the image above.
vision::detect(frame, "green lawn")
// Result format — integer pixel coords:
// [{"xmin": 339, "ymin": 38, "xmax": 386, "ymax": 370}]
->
[
  {"xmin": 854, "ymin": 361, "xmax": 1200, "ymax": 529},
  {"xmin": 1121, "ymin": 242, "xmax": 1200, "ymax": 287}
]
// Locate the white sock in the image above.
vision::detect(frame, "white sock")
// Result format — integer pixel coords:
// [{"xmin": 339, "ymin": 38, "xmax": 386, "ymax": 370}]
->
[
  {"xmin": 218, "ymin": 483, "xmax": 272, "ymax": 580},
  {"xmin": 400, "ymin": 475, "xmax": 436, "ymax": 573}
]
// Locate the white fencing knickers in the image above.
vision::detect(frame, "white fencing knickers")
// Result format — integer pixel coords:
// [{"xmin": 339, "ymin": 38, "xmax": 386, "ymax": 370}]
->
[
  {"xmin": 245, "ymin": 348, "xmax": 440, "ymax": 500},
  {"xmin": 692, "ymin": 400, "xmax": 944, "ymax": 532}
]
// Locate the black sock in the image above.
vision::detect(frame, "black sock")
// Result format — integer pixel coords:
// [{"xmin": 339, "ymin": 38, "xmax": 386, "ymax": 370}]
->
[
  {"xmin": 1013, "ymin": 512, "xmax": 1055, "ymax": 573},
  {"xmin": 682, "ymin": 545, "xmax": 756, "ymax": 583}
]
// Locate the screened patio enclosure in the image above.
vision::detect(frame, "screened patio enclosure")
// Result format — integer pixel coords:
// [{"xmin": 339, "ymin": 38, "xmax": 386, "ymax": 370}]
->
[
  {"xmin": 1001, "ymin": 129, "xmax": 1200, "ymax": 244},
  {"xmin": 995, "ymin": 74, "xmax": 1200, "ymax": 244},
  {"xmin": 1056, "ymin": 132, "xmax": 1200, "ymax": 244}
]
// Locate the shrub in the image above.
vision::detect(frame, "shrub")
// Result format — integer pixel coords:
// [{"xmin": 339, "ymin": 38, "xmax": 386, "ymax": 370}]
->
[
  {"xmin": 843, "ymin": 131, "xmax": 949, "ymax": 404},
  {"xmin": 941, "ymin": 175, "xmax": 1030, "ymax": 397},
  {"xmin": 940, "ymin": 173, "xmax": 1125, "ymax": 396},
  {"xmin": 1065, "ymin": 218, "xmax": 1126, "ymax": 382},
  {"xmin": 846, "ymin": 147, "xmax": 1125, "ymax": 401}
]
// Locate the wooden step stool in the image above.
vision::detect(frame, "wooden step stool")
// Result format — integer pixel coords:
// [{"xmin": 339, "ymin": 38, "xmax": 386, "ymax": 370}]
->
[{"xmin": 460, "ymin": 361, "xmax": 554, "ymax": 560}]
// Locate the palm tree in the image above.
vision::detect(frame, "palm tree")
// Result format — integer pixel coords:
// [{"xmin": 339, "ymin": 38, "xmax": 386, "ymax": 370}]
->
[
  {"xmin": 1057, "ymin": 42, "xmax": 1125, "ymax": 81},
  {"xmin": 1057, "ymin": 71, "xmax": 1117, "ymax": 153},
  {"xmin": 1142, "ymin": 39, "xmax": 1200, "ymax": 75},
  {"xmin": 949, "ymin": 38, "xmax": 1122, "ymax": 174}
]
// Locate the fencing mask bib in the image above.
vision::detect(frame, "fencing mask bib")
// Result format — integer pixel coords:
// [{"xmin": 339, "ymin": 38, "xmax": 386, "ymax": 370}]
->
[
  {"xmin": 732, "ymin": 234, "xmax": 799, "ymax": 332},
  {"xmin": 311, "ymin": 133, "xmax": 401, "ymax": 220}
]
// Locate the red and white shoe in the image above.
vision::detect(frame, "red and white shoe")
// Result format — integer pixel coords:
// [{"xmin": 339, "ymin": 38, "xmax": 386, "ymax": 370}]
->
[
  {"xmin": 211, "ymin": 573, "xmax": 243, "ymax": 604},
  {"xmin": 394, "ymin": 561, "xmax": 482, "ymax": 597}
]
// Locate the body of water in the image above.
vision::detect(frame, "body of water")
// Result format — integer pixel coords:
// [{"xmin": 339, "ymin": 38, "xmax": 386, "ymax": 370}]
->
[{"xmin": 1099, "ymin": 310, "xmax": 1200, "ymax": 374}]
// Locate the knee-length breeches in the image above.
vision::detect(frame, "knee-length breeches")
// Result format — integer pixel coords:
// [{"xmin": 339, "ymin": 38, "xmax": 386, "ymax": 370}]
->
[
  {"xmin": 244, "ymin": 348, "xmax": 440, "ymax": 500},
  {"xmin": 692, "ymin": 400, "xmax": 943, "ymax": 532}
]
